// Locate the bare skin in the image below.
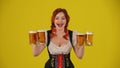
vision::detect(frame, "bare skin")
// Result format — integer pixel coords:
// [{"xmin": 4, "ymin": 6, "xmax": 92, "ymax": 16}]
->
[{"xmin": 32, "ymin": 12, "xmax": 84, "ymax": 59}]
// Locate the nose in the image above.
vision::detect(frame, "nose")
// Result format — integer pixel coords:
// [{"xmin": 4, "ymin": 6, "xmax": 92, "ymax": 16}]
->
[{"xmin": 58, "ymin": 19, "xmax": 63, "ymax": 22}]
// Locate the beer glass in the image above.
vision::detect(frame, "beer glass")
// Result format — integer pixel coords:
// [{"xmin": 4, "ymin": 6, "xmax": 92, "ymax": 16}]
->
[
  {"xmin": 37, "ymin": 30, "xmax": 46, "ymax": 44},
  {"xmin": 76, "ymin": 33, "xmax": 85, "ymax": 46},
  {"xmin": 86, "ymin": 32, "xmax": 93, "ymax": 46},
  {"xmin": 29, "ymin": 30, "xmax": 37, "ymax": 44}
]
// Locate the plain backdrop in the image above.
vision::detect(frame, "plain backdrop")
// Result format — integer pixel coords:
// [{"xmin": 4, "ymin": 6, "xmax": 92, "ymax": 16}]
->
[{"xmin": 0, "ymin": 0, "xmax": 120, "ymax": 68}]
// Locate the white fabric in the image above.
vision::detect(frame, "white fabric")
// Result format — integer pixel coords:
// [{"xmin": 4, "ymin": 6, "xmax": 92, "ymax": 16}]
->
[
  {"xmin": 47, "ymin": 31, "xmax": 78, "ymax": 55},
  {"xmin": 48, "ymin": 41, "xmax": 72, "ymax": 54}
]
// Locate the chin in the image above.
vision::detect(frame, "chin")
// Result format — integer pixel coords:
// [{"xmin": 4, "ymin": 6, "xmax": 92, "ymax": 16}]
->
[{"xmin": 57, "ymin": 27, "xmax": 64, "ymax": 30}]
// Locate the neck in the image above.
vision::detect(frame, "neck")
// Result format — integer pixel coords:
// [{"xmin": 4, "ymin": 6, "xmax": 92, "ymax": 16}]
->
[
  {"xmin": 56, "ymin": 28, "xmax": 65, "ymax": 37},
  {"xmin": 56, "ymin": 28, "xmax": 64, "ymax": 33}
]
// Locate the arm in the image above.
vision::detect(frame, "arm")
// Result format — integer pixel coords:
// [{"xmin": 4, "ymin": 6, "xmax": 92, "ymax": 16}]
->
[
  {"xmin": 72, "ymin": 31, "xmax": 84, "ymax": 59},
  {"xmin": 31, "ymin": 30, "xmax": 47, "ymax": 56},
  {"xmin": 73, "ymin": 44, "xmax": 84, "ymax": 59},
  {"xmin": 31, "ymin": 43, "xmax": 46, "ymax": 56}
]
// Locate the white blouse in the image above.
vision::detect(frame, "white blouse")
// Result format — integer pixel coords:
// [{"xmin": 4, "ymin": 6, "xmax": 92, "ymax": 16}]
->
[{"xmin": 44, "ymin": 30, "xmax": 78, "ymax": 55}]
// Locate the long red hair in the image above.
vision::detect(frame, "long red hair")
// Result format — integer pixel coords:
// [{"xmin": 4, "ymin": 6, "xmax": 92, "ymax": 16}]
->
[{"xmin": 50, "ymin": 8, "xmax": 70, "ymax": 40}]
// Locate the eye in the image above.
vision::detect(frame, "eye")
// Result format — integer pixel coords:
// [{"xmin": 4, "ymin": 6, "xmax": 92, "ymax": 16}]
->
[
  {"xmin": 55, "ymin": 17, "xmax": 59, "ymax": 20},
  {"xmin": 61, "ymin": 17, "xmax": 66, "ymax": 20}
]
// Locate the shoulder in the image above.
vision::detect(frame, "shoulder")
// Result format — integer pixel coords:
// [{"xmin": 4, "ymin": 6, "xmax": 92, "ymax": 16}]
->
[
  {"xmin": 68, "ymin": 30, "xmax": 72, "ymax": 32},
  {"xmin": 68, "ymin": 30, "xmax": 78, "ymax": 35},
  {"xmin": 47, "ymin": 30, "xmax": 52, "ymax": 32},
  {"xmin": 46, "ymin": 30, "xmax": 52, "ymax": 34}
]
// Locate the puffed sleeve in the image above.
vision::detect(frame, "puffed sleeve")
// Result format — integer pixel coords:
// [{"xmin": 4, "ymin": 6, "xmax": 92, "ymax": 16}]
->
[
  {"xmin": 45, "ymin": 30, "xmax": 47, "ymax": 45},
  {"xmin": 72, "ymin": 31, "xmax": 78, "ymax": 46}
]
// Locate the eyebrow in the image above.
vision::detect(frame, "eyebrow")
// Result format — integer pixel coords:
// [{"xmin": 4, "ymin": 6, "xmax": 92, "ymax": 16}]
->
[{"xmin": 56, "ymin": 15, "xmax": 65, "ymax": 18}]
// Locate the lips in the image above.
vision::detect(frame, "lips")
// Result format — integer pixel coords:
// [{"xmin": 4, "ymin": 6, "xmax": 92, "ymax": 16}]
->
[{"xmin": 57, "ymin": 23, "xmax": 64, "ymax": 27}]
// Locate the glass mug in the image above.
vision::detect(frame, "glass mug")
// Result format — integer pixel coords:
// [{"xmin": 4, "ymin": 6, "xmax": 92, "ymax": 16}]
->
[
  {"xmin": 29, "ymin": 30, "xmax": 37, "ymax": 44},
  {"xmin": 76, "ymin": 33, "xmax": 85, "ymax": 46},
  {"xmin": 37, "ymin": 30, "xmax": 46, "ymax": 44},
  {"xmin": 85, "ymin": 32, "xmax": 93, "ymax": 46}
]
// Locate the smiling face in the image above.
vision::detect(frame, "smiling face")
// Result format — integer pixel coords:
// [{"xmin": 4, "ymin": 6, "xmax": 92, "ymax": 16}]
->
[{"xmin": 54, "ymin": 12, "xmax": 67, "ymax": 30}]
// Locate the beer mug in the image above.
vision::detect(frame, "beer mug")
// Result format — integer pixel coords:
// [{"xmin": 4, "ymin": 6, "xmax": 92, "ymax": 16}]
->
[
  {"xmin": 37, "ymin": 30, "xmax": 46, "ymax": 44},
  {"xmin": 76, "ymin": 33, "xmax": 85, "ymax": 46},
  {"xmin": 85, "ymin": 32, "xmax": 93, "ymax": 46},
  {"xmin": 29, "ymin": 30, "xmax": 37, "ymax": 44}
]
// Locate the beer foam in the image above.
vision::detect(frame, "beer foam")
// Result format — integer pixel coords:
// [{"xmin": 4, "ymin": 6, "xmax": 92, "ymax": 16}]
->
[
  {"xmin": 77, "ymin": 33, "xmax": 85, "ymax": 35},
  {"xmin": 86, "ymin": 32, "xmax": 93, "ymax": 34},
  {"xmin": 37, "ymin": 30, "xmax": 46, "ymax": 32},
  {"xmin": 29, "ymin": 30, "xmax": 37, "ymax": 33}
]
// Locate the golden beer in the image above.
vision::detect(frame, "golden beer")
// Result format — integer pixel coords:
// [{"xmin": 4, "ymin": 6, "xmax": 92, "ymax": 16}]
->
[
  {"xmin": 86, "ymin": 32, "xmax": 93, "ymax": 45},
  {"xmin": 76, "ymin": 33, "xmax": 85, "ymax": 46},
  {"xmin": 29, "ymin": 30, "xmax": 37, "ymax": 44},
  {"xmin": 37, "ymin": 30, "xmax": 46, "ymax": 43}
]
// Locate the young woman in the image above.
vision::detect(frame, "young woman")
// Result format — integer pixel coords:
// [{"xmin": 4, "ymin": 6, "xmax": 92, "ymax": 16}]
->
[{"xmin": 32, "ymin": 8, "xmax": 84, "ymax": 68}]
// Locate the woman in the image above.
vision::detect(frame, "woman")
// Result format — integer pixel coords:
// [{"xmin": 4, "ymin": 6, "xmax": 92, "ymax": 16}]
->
[{"xmin": 32, "ymin": 8, "xmax": 84, "ymax": 68}]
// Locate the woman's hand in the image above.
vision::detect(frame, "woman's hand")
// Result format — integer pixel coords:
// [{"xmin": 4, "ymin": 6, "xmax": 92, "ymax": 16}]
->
[
  {"xmin": 31, "ymin": 42, "xmax": 46, "ymax": 56},
  {"xmin": 73, "ymin": 43, "xmax": 84, "ymax": 59}
]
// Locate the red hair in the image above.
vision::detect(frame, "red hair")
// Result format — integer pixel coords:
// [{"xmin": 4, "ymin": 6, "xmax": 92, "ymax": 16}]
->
[{"xmin": 50, "ymin": 8, "xmax": 70, "ymax": 40}]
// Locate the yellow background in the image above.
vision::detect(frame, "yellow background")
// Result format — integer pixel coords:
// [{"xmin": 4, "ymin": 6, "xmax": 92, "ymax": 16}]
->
[{"xmin": 0, "ymin": 0, "xmax": 120, "ymax": 68}]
